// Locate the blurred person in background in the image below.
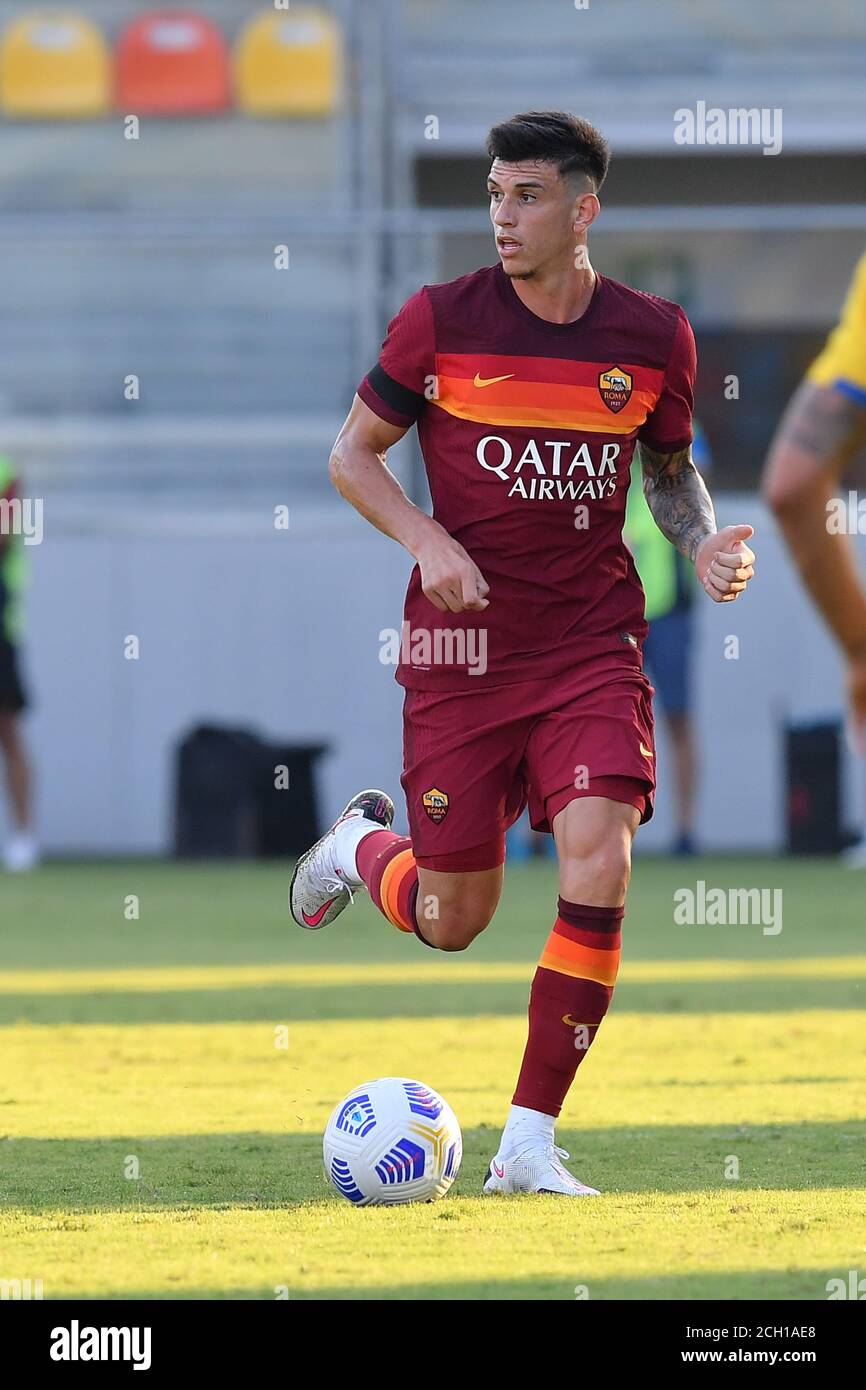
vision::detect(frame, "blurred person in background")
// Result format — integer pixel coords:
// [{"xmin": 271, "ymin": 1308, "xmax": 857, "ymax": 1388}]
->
[
  {"xmin": 0, "ymin": 455, "xmax": 37, "ymax": 872},
  {"xmin": 623, "ymin": 420, "xmax": 713, "ymax": 855},
  {"xmin": 762, "ymin": 250, "xmax": 866, "ymax": 865}
]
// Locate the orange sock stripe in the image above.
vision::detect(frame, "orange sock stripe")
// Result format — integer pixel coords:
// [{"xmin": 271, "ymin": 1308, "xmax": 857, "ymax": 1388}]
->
[
  {"xmin": 539, "ymin": 934, "xmax": 620, "ymax": 986},
  {"xmin": 379, "ymin": 848, "xmax": 416, "ymax": 931}
]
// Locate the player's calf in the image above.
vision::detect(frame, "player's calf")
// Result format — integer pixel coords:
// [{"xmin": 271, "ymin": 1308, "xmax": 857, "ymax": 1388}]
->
[{"xmin": 483, "ymin": 797, "xmax": 641, "ymax": 1197}]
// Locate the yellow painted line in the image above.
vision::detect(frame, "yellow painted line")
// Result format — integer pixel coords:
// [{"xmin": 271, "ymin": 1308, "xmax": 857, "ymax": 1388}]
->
[
  {"xmin": 627, "ymin": 956, "xmax": 866, "ymax": 982},
  {"xmin": 0, "ymin": 956, "xmax": 864, "ymax": 996}
]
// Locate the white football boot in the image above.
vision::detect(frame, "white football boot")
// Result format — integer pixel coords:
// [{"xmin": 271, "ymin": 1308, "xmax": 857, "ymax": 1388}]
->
[
  {"xmin": 483, "ymin": 1144, "xmax": 601, "ymax": 1197},
  {"xmin": 289, "ymin": 789, "xmax": 394, "ymax": 929},
  {"xmin": 842, "ymin": 837, "xmax": 866, "ymax": 868},
  {"xmin": 2, "ymin": 833, "xmax": 39, "ymax": 873}
]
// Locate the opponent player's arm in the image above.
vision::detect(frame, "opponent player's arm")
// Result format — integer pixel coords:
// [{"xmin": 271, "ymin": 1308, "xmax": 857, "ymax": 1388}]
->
[
  {"xmin": 329, "ymin": 395, "xmax": 489, "ymax": 613},
  {"xmin": 638, "ymin": 441, "xmax": 755, "ymax": 603},
  {"xmin": 761, "ymin": 379, "xmax": 866, "ymax": 660}
]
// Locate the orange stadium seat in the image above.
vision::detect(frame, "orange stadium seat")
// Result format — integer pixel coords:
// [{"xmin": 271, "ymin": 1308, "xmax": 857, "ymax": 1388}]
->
[
  {"xmin": 116, "ymin": 10, "xmax": 230, "ymax": 115},
  {"xmin": 0, "ymin": 11, "xmax": 111, "ymax": 117},
  {"xmin": 234, "ymin": 7, "xmax": 340, "ymax": 117}
]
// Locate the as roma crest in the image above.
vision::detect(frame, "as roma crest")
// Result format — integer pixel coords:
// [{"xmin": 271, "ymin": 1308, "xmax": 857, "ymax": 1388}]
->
[
  {"xmin": 598, "ymin": 365, "xmax": 633, "ymax": 413},
  {"xmin": 422, "ymin": 787, "xmax": 449, "ymax": 823}
]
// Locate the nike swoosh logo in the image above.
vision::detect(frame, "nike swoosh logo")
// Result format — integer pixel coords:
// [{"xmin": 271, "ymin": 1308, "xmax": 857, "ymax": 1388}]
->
[
  {"xmin": 640, "ymin": 742, "xmax": 654, "ymax": 758},
  {"xmin": 562, "ymin": 1014, "xmax": 585, "ymax": 1028},
  {"xmin": 302, "ymin": 897, "xmax": 339, "ymax": 926},
  {"xmin": 492, "ymin": 1160, "xmax": 505, "ymax": 1178},
  {"xmin": 473, "ymin": 372, "xmax": 515, "ymax": 388}
]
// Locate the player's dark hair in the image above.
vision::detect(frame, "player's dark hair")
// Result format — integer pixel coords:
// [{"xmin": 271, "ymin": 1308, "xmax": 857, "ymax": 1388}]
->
[{"xmin": 486, "ymin": 110, "xmax": 609, "ymax": 192}]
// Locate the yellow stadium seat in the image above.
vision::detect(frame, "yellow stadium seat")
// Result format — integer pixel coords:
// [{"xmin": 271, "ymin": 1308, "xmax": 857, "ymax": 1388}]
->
[
  {"xmin": 235, "ymin": 8, "xmax": 340, "ymax": 117},
  {"xmin": 0, "ymin": 10, "xmax": 110, "ymax": 117}
]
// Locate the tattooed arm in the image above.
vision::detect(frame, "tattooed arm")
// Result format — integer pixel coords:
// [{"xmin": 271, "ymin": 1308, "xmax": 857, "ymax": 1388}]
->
[
  {"xmin": 638, "ymin": 441, "xmax": 756, "ymax": 603},
  {"xmin": 761, "ymin": 378, "xmax": 866, "ymax": 741},
  {"xmin": 638, "ymin": 442, "xmax": 715, "ymax": 562}
]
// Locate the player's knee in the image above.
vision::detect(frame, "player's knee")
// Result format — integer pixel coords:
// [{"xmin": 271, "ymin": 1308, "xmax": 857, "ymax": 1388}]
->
[
  {"xmin": 426, "ymin": 904, "xmax": 494, "ymax": 951},
  {"xmin": 431, "ymin": 925, "xmax": 481, "ymax": 952},
  {"xmin": 561, "ymin": 838, "xmax": 632, "ymax": 903},
  {"xmin": 0, "ymin": 712, "xmax": 16, "ymax": 750}
]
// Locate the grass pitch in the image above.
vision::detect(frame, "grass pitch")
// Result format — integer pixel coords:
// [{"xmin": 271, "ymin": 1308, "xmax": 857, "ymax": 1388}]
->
[{"xmin": 1, "ymin": 856, "xmax": 864, "ymax": 1300}]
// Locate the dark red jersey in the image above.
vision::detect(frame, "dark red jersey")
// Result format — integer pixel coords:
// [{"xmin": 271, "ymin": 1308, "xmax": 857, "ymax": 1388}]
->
[{"xmin": 358, "ymin": 263, "xmax": 695, "ymax": 689}]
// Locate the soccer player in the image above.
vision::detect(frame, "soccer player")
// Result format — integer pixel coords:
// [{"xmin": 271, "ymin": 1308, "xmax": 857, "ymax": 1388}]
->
[
  {"xmin": 0, "ymin": 455, "xmax": 36, "ymax": 872},
  {"xmin": 291, "ymin": 111, "xmax": 756, "ymax": 1195},
  {"xmin": 762, "ymin": 249, "xmax": 866, "ymax": 802}
]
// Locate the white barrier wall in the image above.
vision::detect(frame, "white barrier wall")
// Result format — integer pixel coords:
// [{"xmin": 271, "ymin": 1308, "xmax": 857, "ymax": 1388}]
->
[{"xmin": 5, "ymin": 496, "xmax": 865, "ymax": 855}]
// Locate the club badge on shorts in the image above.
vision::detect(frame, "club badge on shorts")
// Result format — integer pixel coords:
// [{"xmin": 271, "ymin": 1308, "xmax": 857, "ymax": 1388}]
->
[
  {"xmin": 598, "ymin": 365, "xmax": 633, "ymax": 413},
  {"xmin": 422, "ymin": 787, "xmax": 449, "ymax": 823}
]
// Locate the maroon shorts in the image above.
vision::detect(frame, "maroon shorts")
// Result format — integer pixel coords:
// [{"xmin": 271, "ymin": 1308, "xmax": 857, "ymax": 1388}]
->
[{"xmin": 402, "ymin": 647, "xmax": 656, "ymax": 872}]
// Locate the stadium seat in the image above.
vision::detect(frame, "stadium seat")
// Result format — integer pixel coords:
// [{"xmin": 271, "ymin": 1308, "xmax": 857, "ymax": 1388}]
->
[
  {"xmin": 234, "ymin": 7, "xmax": 340, "ymax": 117},
  {"xmin": 0, "ymin": 11, "xmax": 111, "ymax": 117},
  {"xmin": 116, "ymin": 10, "xmax": 231, "ymax": 115}
]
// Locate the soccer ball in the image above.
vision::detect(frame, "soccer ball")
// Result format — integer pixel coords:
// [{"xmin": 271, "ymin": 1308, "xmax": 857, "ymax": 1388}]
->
[{"xmin": 323, "ymin": 1077, "xmax": 462, "ymax": 1205}]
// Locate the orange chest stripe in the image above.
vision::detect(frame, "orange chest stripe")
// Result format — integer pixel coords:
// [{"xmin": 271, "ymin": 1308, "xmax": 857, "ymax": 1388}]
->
[
  {"xmin": 436, "ymin": 352, "xmax": 665, "ymax": 392},
  {"xmin": 434, "ymin": 374, "xmax": 657, "ymax": 433}
]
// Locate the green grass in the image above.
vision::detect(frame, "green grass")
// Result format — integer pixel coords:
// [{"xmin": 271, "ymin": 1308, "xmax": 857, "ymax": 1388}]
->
[{"xmin": 1, "ymin": 857, "xmax": 864, "ymax": 1299}]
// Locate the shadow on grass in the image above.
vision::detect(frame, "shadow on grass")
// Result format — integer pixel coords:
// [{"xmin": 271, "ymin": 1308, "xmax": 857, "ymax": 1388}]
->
[
  {"xmin": 3, "ymin": 1122, "xmax": 865, "ymax": 1213},
  {"xmin": 39, "ymin": 1266, "xmax": 851, "ymax": 1300},
  {"xmin": 0, "ymin": 972, "xmax": 863, "ymax": 1026}
]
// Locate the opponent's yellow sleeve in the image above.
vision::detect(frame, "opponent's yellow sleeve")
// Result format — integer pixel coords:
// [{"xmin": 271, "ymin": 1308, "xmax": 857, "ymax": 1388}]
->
[{"xmin": 806, "ymin": 249, "xmax": 866, "ymax": 401}]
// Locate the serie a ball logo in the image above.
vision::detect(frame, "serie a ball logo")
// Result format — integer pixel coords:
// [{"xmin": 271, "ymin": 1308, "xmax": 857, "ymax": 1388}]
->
[{"xmin": 323, "ymin": 1077, "xmax": 463, "ymax": 1205}]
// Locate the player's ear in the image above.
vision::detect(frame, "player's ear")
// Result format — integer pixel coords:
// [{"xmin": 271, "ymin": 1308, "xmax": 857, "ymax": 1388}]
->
[{"xmin": 572, "ymin": 190, "xmax": 600, "ymax": 236}]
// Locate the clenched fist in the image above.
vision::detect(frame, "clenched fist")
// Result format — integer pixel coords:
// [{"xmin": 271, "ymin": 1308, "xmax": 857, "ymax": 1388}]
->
[
  {"xmin": 695, "ymin": 524, "xmax": 756, "ymax": 603},
  {"xmin": 415, "ymin": 532, "xmax": 490, "ymax": 614}
]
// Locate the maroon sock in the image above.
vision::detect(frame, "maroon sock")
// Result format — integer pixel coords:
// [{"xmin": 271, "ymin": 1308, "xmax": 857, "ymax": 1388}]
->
[
  {"xmin": 512, "ymin": 898, "xmax": 623, "ymax": 1118},
  {"xmin": 355, "ymin": 829, "xmax": 435, "ymax": 946}
]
